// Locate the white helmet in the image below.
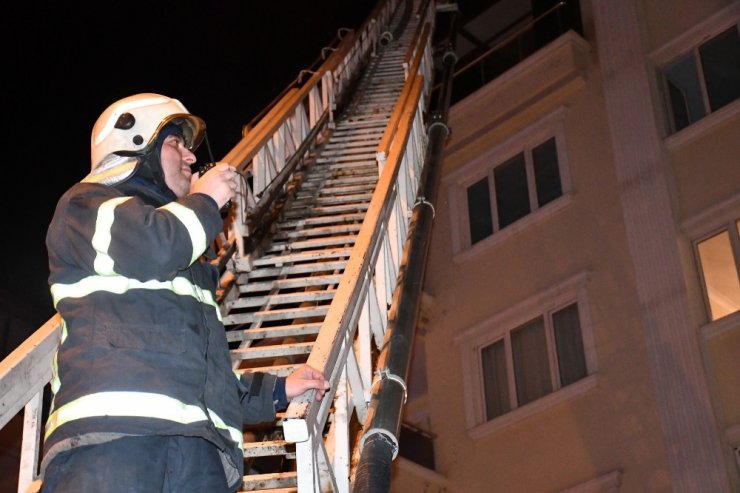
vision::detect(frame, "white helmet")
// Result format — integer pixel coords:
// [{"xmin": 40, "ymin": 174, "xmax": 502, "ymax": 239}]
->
[{"xmin": 84, "ymin": 93, "xmax": 206, "ymax": 185}]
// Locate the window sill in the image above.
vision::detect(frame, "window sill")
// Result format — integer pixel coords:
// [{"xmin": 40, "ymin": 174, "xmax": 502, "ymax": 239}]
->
[
  {"xmin": 665, "ymin": 98, "xmax": 740, "ymax": 152},
  {"xmin": 453, "ymin": 193, "xmax": 573, "ymax": 264},
  {"xmin": 467, "ymin": 373, "xmax": 599, "ymax": 441},
  {"xmin": 701, "ymin": 309, "xmax": 740, "ymax": 340}
]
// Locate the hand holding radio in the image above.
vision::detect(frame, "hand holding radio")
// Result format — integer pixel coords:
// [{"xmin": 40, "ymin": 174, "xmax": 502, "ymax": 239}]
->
[{"xmin": 190, "ymin": 161, "xmax": 236, "ymax": 211}]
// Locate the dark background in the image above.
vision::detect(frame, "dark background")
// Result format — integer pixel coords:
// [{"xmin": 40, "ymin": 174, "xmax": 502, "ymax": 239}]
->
[{"xmin": 1, "ymin": 1, "xmax": 377, "ymax": 320}]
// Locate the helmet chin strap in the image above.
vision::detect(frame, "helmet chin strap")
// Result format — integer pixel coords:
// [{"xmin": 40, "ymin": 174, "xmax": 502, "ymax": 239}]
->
[
  {"xmin": 191, "ymin": 130, "xmax": 218, "ymax": 175},
  {"xmin": 203, "ymin": 131, "xmax": 217, "ymax": 164},
  {"xmin": 126, "ymin": 129, "xmax": 177, "ymax": 199}
]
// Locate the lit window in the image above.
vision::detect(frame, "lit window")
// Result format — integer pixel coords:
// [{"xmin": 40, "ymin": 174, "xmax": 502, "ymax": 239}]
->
[
  {"xmin": 481, "ymin": 302, "xmax": 587, "ymax": 420},
  {"xmin": 696, "ymin": 219, "xmax": 740, "ymax": 321},
  {"xmin": 662, "ymin": 25, "xmax": 740, "ymax": 133},
  {"xmin": 466, "ymin": 136, "xmax": 563, "ymax": 244}
]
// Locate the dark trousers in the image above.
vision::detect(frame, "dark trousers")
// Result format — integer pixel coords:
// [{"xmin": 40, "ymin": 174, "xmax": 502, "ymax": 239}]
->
[{"xmin": 41, "ymin": 435, "xmax": 232, "ymax": 493}]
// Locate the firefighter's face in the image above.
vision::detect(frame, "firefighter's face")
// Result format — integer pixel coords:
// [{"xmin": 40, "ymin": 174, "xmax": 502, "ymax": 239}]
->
[{"xmin": 161, "ymin": 134, "xmax": 197, "ymax": 198}]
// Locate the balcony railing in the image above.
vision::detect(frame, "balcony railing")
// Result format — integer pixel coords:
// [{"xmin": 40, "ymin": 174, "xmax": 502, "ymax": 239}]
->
[{"xmin": 450, "ymin": 0, "xmax": 582, "ymax": 104}]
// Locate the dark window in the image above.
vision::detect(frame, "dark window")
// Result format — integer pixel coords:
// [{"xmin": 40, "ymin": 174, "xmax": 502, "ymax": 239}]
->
[
  {"xmin": 700, "ymin": 27, "xmax": 740, "ymax": 111},
  {"xmin": 467, "ymin": 177, "xmax": 493, "ymax": 244},
  {"xmin": 495, "ymin": 153, "xmax": 530, "ymax": 228},
  {"xmin": 482, "ymin": 339, "xmax": 510, "ymax": 420},
  {"xmin": 398, "ymin": 424, "xmax": 436, "ymax": 469},
  {"xmin": 511, "ymin": 317, "xmax": 552, "ymax": 406},
  {"xmin": 464, "ymin": 136, "xmax": 564, "ymax": 247},
  {"xmin": 533, "ymin": 137, "xmax": 562, "ymax": 206},
  {"xmin": 665, "ymin": 53, "xmax": 706, "ymax": 131},
  {"xmin": 664, "ymin": 26, "xmax": 740, "ymax": 133},
  {"xmin": 481, "ymin": 302, "xmax": 588, "ymax": 421},
  {"xmin": 553, "ymin": 303, "xmax": 587, "ymax": 386}
]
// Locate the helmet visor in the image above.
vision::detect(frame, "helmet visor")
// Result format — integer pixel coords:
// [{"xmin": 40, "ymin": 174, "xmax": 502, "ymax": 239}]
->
[{"xmin": 154, "ymin": 113, "xmax": 206, "ymax": 152}]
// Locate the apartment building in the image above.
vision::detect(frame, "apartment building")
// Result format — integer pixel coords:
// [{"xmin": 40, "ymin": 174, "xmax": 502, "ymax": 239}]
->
[{"xmin": 394, "ymin": 0, "xmax": 740, "ymax": 491}]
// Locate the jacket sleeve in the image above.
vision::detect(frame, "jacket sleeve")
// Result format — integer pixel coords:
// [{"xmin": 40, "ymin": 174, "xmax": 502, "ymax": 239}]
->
[
  {"xmin": 52, "ymin": 183, "xmax": 223, "ymax": 282},
  {"xmin": 238, "ymin": 372, "xmax": 281, "ymax": 424}
]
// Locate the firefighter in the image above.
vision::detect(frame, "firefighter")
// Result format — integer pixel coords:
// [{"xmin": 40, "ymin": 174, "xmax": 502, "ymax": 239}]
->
[{"xmin": 41, "ymin": 93, "xmax": 329, "ymax": 492}]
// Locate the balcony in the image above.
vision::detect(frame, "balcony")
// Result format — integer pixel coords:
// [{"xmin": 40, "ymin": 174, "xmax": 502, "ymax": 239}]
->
[{"xmin": 449, "ymin": 0, "xmax": 584, "ymax": 105}]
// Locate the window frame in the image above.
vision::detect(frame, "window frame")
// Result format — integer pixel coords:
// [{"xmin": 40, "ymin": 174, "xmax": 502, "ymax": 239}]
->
[
  {"xmin": 445, "ymin": 107, "xmax": 573, "ymax": 261},
  {"xmin": 660, "ymin": 24, "xmax": 740, "ymax": 134},
  {"xmin": 454, "ymin": 270, "xmax": 598, "ymax": 439},
  {"xmin": 693, "ymin": 219, "xmax": 740, "ymax": 323},
  {"xmin": 483, "ymin": 301, "xmax": 583, "ymax": 417},
  {"xmin": 650, "ymin": 3, "xmax": 740, "ymax": 147},
  {"xmin": 681, "ymin": 193, "xmax": 740, "ymax": 339}
]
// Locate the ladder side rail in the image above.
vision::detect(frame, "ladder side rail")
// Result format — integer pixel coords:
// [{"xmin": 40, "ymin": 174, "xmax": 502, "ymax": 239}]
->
[
  {"xmin": 345, "ymin": 344, "xmax": 370, "ymax": 423},
  {"xmin": 402, "ymin": 18, "xmax": 431, "ymax": 79},
  {"xmin": 375, "ymin": 232, "xmax": 393, "ymax": 335},
  {"xmin": 19, "ymin": 392, "xmax": 43, "ymax": 493},
  {"xmin": 376, "ymin": 22, "xmax": 432, "ymax": 162},
  {"xmin": 368, "ymin": 259, "xmax": 389, "ymax": 347},
  {"xmin": 0, "ymin": 314, "xmax": 61, "ymax": 492},
  {"xmin": 332, "ymin": 369, "xmax": 351, "ymax": 492},
  {"xmin": 416, "ymin": 0, "xmax": 434, "ymax": 21}
]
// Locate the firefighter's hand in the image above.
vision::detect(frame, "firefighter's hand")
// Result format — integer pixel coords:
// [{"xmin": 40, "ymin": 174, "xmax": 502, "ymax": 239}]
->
[
  {"xmin": 285, "ymin": 364, "xmax": 330, "ymax": 401},
  {"xmin": 190, "ymin": 162, "xmax": 237, "ymax": 209}
]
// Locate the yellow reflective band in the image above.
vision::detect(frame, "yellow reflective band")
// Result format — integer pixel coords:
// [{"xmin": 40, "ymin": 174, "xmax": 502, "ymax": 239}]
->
[
  {"xmin": 60, "ymin": 317, "xmax": 68, "ymax": 344},
  {"xmin": 92, "ymin": 197, "xmax": 131, "ymax": 275},
  {"xmin": 50, "ymin": 275, "xmax": 222, "ymax": 321},
  {"xmin": 50, "ymin": 351, "xmax": 60, "ymax": 394},
  {"xmin": 51, "ymin": 318, "xmax": 66, "ymax": 395},
  {"xmin": 206, "ymin": 409, "xmax": 244, "ymax": 449},
  {"xmin": 44, "ymin": 391, "xmax": 243, "ymax": 450},
  {"xmin": 82, "ymin": 159, "xmax": 137, "ymax": 185},
  {"xmin": 161, "ymin": 202, "xmax": 207, "ymax": 265}
]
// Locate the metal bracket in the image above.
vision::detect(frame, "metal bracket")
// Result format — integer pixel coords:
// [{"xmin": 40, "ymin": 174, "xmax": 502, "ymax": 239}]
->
[
  {"xmin": 372, "ymin": 367, "xmax": 408, "ymax": 404},
  {"xmin": 413, "ymin": 196, "xmax": 435, "ymax": 218}
]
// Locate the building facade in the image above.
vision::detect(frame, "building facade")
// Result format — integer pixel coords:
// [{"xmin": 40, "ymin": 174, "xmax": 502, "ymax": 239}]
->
[{"xmin": 394, "ymin": 0, "xmax": 740, "ymax": 491}]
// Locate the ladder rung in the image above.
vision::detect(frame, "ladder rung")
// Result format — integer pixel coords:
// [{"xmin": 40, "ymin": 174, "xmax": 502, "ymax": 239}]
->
[
  {"xmin": 226, "ymin": 323, "xmax": 322, "ymax": 342},
  {"xmin": 232, "ymin": 341, "xmax": 314, "ymax": 360},
  {"xmin": 223, "ymin": 305, "xmax": 328, "ymax": 325},
  {"xmin": 266, "ymin": 235, "xmax": 357, "ymax": 252},
  {"xmin": 240, "ymin": 274, "xmax": 343, "ymax": 294},
  {"xmin": 274, "ymin": 224, "xmax": 362, "ymax": 240},
  {"xmin": 283, "ymin": 203, "xmax": 369, "ymax": 218},
  {"xmin": 243, "ymin": 440, "xmax": 293, "ymax": 458},
  {"xmin": 240, "ymin": 261, "xmax": 347, "ymax": 280},
  {"xmin": 225, "ymin": 289, "xmax": 336, "ymax": 310},
  {"xmin": 240, "ymin": 472, "xmax": 297, "ymax": 491},
  {"xmin": 250, "ymin": 248, "xmax": 351, "ymax": 267},
  {"xmin": 279, "ymin": 214, "xmax": 364, "ymax": 229},
  {"xmin": 236, "ymin": 364, "xmax": 301, "ymax": 377}
]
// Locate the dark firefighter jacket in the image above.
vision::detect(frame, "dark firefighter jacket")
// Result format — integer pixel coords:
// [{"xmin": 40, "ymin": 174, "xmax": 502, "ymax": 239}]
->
[{"xmin": 42, "ymin": 175, "xmax": 277, "ymax": 490}]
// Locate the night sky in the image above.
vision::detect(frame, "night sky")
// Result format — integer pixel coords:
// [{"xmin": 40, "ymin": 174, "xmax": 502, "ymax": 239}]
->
[{"xmin": 1, "ymin": 1, "xmax": 377, "ymax": 319}]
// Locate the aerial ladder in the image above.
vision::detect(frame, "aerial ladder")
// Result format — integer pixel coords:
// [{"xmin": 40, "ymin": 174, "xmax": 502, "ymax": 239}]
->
[{"xmin": 0, "ymin": 0, "xmax": 458, "ymax": 491}]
